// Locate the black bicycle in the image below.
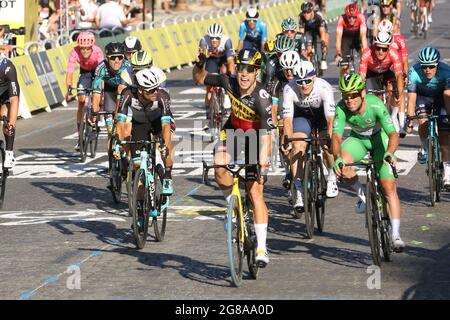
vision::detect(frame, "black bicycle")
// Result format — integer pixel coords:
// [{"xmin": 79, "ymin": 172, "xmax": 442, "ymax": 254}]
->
[
  {"xmin": 340, "ymin": 156, "xmax": 398, "ymax": 266},
  {"xmin": 0, "ymin": 116, "xmax": 11, "ymax": 209},
  {"xmin": 285, "ymin": 129, "xmax": 329, "ymax": 239}
]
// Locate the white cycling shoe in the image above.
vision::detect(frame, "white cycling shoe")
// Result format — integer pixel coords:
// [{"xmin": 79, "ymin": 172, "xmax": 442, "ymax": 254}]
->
[
  {"xmin": 255, "ymin": 250, "xmax": 269, "ymax": 267},
  {"xmin": 4, "ymin": 150, "xmax": 15, "ymax": 169},
  {"xmin": 320, "ymin": 60, "xmax": 328, "ymax": 70},
  {"xmin": 326, "ymin": 180, "xmax": 339, "ymax": 198},
  {"xmin": 392, "ymin": 237, "xmax": 405, "ymax": 253},
  {"xmin": 355, "ymin": 197, "xmax": 366, "ymax": 214}
]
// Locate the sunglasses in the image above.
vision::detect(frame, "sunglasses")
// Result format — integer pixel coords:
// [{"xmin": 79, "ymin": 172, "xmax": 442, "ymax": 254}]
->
[
  {"xmin": 80, "ymin": 47, "xmax": 93, "ymax": 51},
  {"xmin": 237, "ymin": 64, "xmax": 257, "ymax": 73},
  {"xmin": 246, "ymin": 19, "xmax": 257, "ymax": 23},
  {"xmin": 421, "ymin": 64, "xmax": 437, "ymax": 70},
  {"xmin": 108, "ymin": 55, "xmax": 124, "ymax": 61},
  {"xmin": 296, "ymin": 78, "xmax": 313, "ymax": 86},
  {"xmin": 284, "ymin": 29, "xmax": 296, "ymax": 33},
  {"xmin": 303, "ymin": 9, "xmax": 313, "ymax": 14},
  {"xmin": 140, "ymin": 87, "xmax": 159, "ymax": 94},
  {"xmin": 346, "ymin": 15, "xmax": 357, "ymax": 20},
  {"xmin": 374, "ymin": 46, "xmax": 389, "ymax": 52},
  {"xmin": 381, "ymin": 5, "xmax": 391, "ymax": 8},
  {"xmin": 343, "ymin": 92, "xmax": 361, "ymax": 100},
  {"xmin": 210, "ymin": 36, "xmax": 221, "ymax": 41}
]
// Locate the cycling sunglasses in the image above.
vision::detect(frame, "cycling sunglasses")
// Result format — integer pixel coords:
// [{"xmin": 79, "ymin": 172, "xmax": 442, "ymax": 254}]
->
[
  {"xmin": 246, "ymin": 19, "xmax": 257, "ymax": 23},
  {"xmin": 210, "ymin": 36, "xmax": 221, "ymax": 41},
  {"xmin": 237, "ymin": 64, "xmax": 257, "ymax": 73},
  {"xmin": 345, "ymin": 15, "xmax": 357, "ymax": 20},
  {"xmin": 140, "ymin": 86, "xmax": 159, "ymax": 94},
  {"xmin": 296, "ymin": 78, "xmax": 313, "ymax": 86},
  {"xmin": 421, "ymin": 64, "xmax": 437, "ymax": 70},
  {"xmin": 108, "ymin": 55, "xmax": 125, "ymax": 61},
  {"xmin": 374, "ymin": 45, "xmax": 389, "ymax": 52},
  {"xmin": 342, "ymin": 92, "xmax": 361, "ymax": 100}
]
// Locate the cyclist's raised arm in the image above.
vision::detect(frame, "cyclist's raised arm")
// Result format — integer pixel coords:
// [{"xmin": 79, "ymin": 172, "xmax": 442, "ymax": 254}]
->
[{"xmin": 192, "ymin": 51, "xmax": 209, "ymax": 85}]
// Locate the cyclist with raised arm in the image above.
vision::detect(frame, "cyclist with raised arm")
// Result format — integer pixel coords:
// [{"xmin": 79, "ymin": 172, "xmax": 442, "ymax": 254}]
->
[
  {"xmin": 115, "ymin": 68, "xmax": 175, "ymax": 195},
  {"xmin": 406, "ymin": 47, "xmax": 450, "ymax": 188},
  {"xmin": 0, "ymin": 56, "xmax": 20, "ymax": 169},
  {"xmin": 282, "ymin": 61, "xmax": 338, "ymax": 213},
  {"xmin": 193, "ymin": 48, "xmax": 273, "ymax": 266},
  {"xmin": 335, "ymin": 3, "xmax": 368, "ymax": 75},
  {"xmin": 299, "ymin": 1, "xmax": 329, "ymax": 72},
  {"xmin": 66, "ymin": 31, "xmax": 104, "ymax": 151},
  {"xmin": 359, "ymin": 32, "xmax": 406, "ymax": 136},
  {"xmin": 332, "ymin": 73, "xmax": 405, "ymax": 252},
  {"xmin": 237, "ymin": 7, "xmax": 268, "ymax": 53}
]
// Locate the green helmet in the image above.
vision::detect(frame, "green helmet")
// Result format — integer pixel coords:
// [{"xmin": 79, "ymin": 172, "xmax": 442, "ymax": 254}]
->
[
  {"xmin": 130, "ymin": 50, "xmax": 153, "ymax": 71},
  {"xmin": 281, "ymin": 17, "xmax": 297, "ymax": 31},
  {"xmin": 274, "ymin": 35, "xmax": 295, "ymax": 53},
  {"xmin": 339, "ymin": 73, "xmax": 366, "ymax": 93}
]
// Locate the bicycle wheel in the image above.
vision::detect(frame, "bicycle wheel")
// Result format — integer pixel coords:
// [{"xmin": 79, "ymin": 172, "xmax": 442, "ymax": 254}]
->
[
  {"xmin": 315, "ymin": 157, "xmax": 326, "ymax": 232},
  {"xmin": 244, "ymin": 200, "xmax": 259, "ymax": 280},
  {"xmin": 78, "ymin": 109, "xmax": 90, "ymax": 163},
  {"xmin": 427, "ymin": 137, "xmax": 436, "ymax": 206},
  {"xmin": 90, "ymin": 125, "xmax": 99, "ymax": 158},
  {"xmin": 126, "ymin": 161, "xmax": 135, "ymax": 216},
  {"xmin": 366, "ymin": 182, "xmax": 382, "ymax": 266},
  {"xmin": 0, "ymin": 146, "xmax": 6, "ymax": 209},
  {"xmin": 303, "ymin": 159, "xmax": 316, "ymax": 239},
  {"xmin": 131, "ymin": 168, "xmax": 150, "ymax": 249},
  {"xmin": 379, "ymin": 193, "xmax": 392, "ymax": 261},
  {"xmin": 226, "ymin": 195, "xmax": 244, "ymax": 287},
  {"xmin": 108, "ymin": 136, "xmax": 122, "ymax": 204},
  {"xmin": 152, "ymin": 164, "xmax": 167, "ymax": 242}
]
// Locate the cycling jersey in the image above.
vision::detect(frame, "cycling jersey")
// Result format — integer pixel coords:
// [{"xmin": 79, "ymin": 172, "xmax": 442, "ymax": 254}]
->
[
  {"xmin": 239, "ymin": 20, "xmax": 268, "ymax": 51},
  {"xmin": 299, "ymin": 11, "xmax": 327, "ymax": 34},
  {"xmin": 359, "ymin": 46, "xmax": 403, "ymax": 78},
  {"xmin": 391, "ymin": 33, "xmax": 408, "ymax": 59},
  {"xmin": 0, "ymin": 57, "xmax": 20, "ymax": 104},
  {"xmin": 204, "ymin": 73, "xmax": 273, "ymax": 131},
  {"xmin": 67, "ymin": 45, "xmax": 104, "ymax": 74},
  {"xmin": 92, "ymin": 59, "xmax": 133, "ymax": 93},
  {"xmin": 407, "ymin": 62, "xmax": 450, "ymax": 97},
  {"xmin": 199, "ymin": 35, "xmax": 234, "ymax": 59},
  {"xmin": 261, "ymin": 54, "xmax": 281, "ymax": 94},
  {"xmin": 336, "ymin": 14, "xmax": 367, "ymax": 35}
]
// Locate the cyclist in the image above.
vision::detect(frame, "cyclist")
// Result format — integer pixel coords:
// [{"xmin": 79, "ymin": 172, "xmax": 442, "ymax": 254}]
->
[
  {"xmin": 199, "ymin": 23, "xmax": 235, "ymax": 127},
  {"xmin": 0, "ymin": 55, "xmax": 20, "ymax": 169},
  {"xmin": 130, "ymin": 50, "xmax": 167, "ymax": 88},
  {"xmin": 359, "ymin": 32, "xmax": 406, "ymax": 136},
  {"xmin": 123, "ymin": 36, "xmax": 142, "ymax": 61},
  {"xmin": 66, "ymin": 31, "xmax": 104, "ymax": 151},
  {"xmin": 373, "ymin": 0, "xmax": 401, "ymax": 37},
  {"xmin": 193, "ymin": 48, "xmax": 273, "ymax": 266},
  {"xmin": 406, "ymin": 47, "xmax": 450, "ymax": 188},
  {"xmin": 92, "ymin": 42, "xmax": 133, "ymax": 138},
  {"xmin": 419, "ymin": 0, "xmax": 433, "ymax": 33},
  {"xmin": 115, "ymin": 68, "xmax": 175, "ymax": 195},
  {"xmin": 237, "ymin": 7, "xmax": 268, "ymax": 53},
  {"xmin": 332, "ymin": 73, "xmax": 405, "ymax": 252},
  {"xmin": 299, "ymin": 1, "xmax": 329, "ymax": 72},
  {"xmin": 335, "ymin": 3, "xmax": 368, "ymax": 75},
  {"xmin": 275, "ymin": 18, "xmax": 307, "ymax": 58},
  {"xmin": 282, "ymin": 61, "xmax": 338, "ymax": 213},
  {"xmin": 307, "ymin": 0, "xmax": 327, "ymax": 17}
]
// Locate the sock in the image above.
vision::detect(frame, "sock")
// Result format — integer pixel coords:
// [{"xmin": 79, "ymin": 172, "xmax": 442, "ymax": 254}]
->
[
  {"xmin": 399, "ymin": 112, "xmax": 406, "ymax": 130},
  {"xmin": 221, "ymin": 187, "xmax": 232, "ymax": 203},
  {"xmin": 255, "ymin": 223, "xmax": 268, "ymax": 253},
  {"xmin": 294, "ymin": 178, "xmax": 303, "ymax": 190},
  {"xmin": 164, "ymin": 166, "xmax": 172, "ymax": 179},
  {"xmin": 328, "ymin": 170, "xmax": 337, "ymax": 182},
  {"xmin": 392, "ymin": 219, "xmax": 400, "ymax": 240},
  {"xmin": 391, "ymin": 107, "xmax": 399, "ymax": 132},
  {"xmin": 351, "ymin": 181, "xmax": 365, "ymax": 202}
]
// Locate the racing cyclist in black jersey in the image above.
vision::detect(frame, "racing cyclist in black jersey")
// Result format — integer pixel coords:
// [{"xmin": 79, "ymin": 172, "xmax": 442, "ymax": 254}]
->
[
  {"xmin": 275, "ymin": 18, "xmax": 307, "ymax": 58},
  {"xmin": 193, "ymin": 48, "xmax": 274, "ymax": 267},
  {"xmin": 0, "ymin": 56, "xmax": 19, "ymax": 169}
]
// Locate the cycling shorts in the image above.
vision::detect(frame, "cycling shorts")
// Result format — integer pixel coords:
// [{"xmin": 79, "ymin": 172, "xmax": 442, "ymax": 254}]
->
[
  {"xmin": 415, "ymin": 95, "xmax": 450, "ymax": 131},
  {"xmin": 206, "ymin": 56, "xmax": 228, "ymax": 74},
  {"xmin": 342, "ymin": 33, "xmax": 361, "ymax": 57},
  {"xmin": 293, "ymin": 116, "xmax": 327, "ymax": 135},
  {"xmin": 77, "ymin": 70, "xmax": 94, "ymax": 97}
]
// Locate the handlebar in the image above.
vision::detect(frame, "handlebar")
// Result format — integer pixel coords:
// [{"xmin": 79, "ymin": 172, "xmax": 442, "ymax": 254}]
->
[
  {"xmin": 202, "ymin": 160, "xmax": 261, "ymax": 186},
  {"xmin": 338, "ymin": 157, "xmax": 398, "ymax": 179},
  {"xmin": 283, "ymin": 134, "xmax": 330, "ymax": 149}
]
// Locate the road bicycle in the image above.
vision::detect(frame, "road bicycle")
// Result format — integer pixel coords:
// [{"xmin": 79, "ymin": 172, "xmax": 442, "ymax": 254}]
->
[
  {"xmin": 202, "ymin": 161, "xmax": 260, "ymax": 287},
  {"xmin": 208, "ymin": 86, "xmax": 228, "ymax": 142},
  {"xmin": 0, "ymin": 116, "xmax": 11, "ymax": 209}
]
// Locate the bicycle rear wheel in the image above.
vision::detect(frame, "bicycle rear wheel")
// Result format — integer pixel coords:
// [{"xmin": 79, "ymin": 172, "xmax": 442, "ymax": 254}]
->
[
  {"xmin": 0, "ymin": 145, "xmax": 7, "ymax": 209},
  {"xmin": 131, "ymin": 168, "xmax": 150, "ymax": 249},
  {"xmin": 316, "ymin": 157, "xmax": 326, "ymax": 232},
  {"xmin": 108, "ymin": 136, "xmax": 122, "ymax": 204},
  {"xmin": 78, "ymin": 109, "xmax": 90, "ymax": 163},
  {"xmin": 227, "ymin": 195, "xmax": 244, "ymax": 287},
  {"xmin": 427, "ymin": 137, "xmax": 436, "ymax": 206},
  {"xmin": 152, "ymin": 164, "xmax": 167, "ymax": 242},
  {"xmin": 366, "ymin": 182, "xmax": 382, "ymax": 266},
  {"xmin": 304, "ymin": 159, "xmax": 316, "ymax": 239}
]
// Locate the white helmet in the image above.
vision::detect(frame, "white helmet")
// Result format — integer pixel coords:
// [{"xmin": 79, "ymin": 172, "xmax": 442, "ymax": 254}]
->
[
  {"xmin": 378, "ymin": 19, "xmax": 393, "ymax": 34},
  {"xmin": 207, "ymin": 23, "xmax": 223, "ymax": 38},
  {"xmin": 136, "ymin": 68, "xmax": 160, "ymax": 90},
  {"xmin": 246, "ymin": 6, "xmax": 259, "ymax": 19},
  {"xmin": 294, "ymin": 60, "xmax": 316, "ymax": 79},
  {"xmin": 279, "ymin": 50, "xmax": 301, "ymax": 70},
  {"xmin": 373, "ymin": 31, "xmax": 393, "ymax": 46}
]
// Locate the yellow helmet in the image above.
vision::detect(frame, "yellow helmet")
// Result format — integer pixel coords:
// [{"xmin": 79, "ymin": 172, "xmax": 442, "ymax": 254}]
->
[
  {"xmin": 130, "ymin": 50, "xmax": 153, "ymax": 71},
  {"xmin": 264, "ymin": 39, "xmax": 275, "ymax": 52},
  {"xmin": 235, "ymin": 48, "xmax": 262, "ymax": 68}
]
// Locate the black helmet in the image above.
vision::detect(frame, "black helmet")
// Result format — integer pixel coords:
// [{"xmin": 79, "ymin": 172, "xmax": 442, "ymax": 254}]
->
[
  {"xmin": 105, "ymin": 41, "xmax": 125, "ymax": 56},
  {"xmin": 123, "ymin": 36, "xmax": 142, "ymax": 53},
  {"xmin": 235, "ymin": 48, "xmax": 262, "ymax": 68},
  {"xmin": 301, "ymin": 1, "xmax": 314, "ymax": 13}
]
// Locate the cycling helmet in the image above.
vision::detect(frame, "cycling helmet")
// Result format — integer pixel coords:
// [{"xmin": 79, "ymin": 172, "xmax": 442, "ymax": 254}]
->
[
  {"xmin": 235, "ymin": 48, "xmax": 262, "ymax": 68},
  {"xmin": 373, "ymin": 31, "xmax": 393, "ymax": 46},
  {"xmin": 274, "ymin": 35, "xmax": 296, "ymax": 53},
  {"xmin": 281, "ymin": 18, "xmax": 297, "ymax": 31},
  {"xmin": 294, "ymin": 60, "xmax": 316, "ymax": 79},
  {"xmin": 77, "ymin": 31, "xmax": 95, "ymax": 47},
  {"xmin": 339, "ymin": 73, "xmax": 366, "ymax": 93},
  {"xmin": 207, "ymin": 23, "xmax": 223, "ymax": 38},
  {"xmin": 280, "ymin": 50, "xmax": 301, "ymax": 70},
  {"xmin": 378, "ymin": 19, "xmax": 393, "ymax": 33},
  {"xmin": 130, "ymin": 51, "xmax": 153, "ymax": 70},
  {"xmin": 123, "ymin": 36, "xmax": 142, "ymax": 52},
  {"xmin": 418, "ymin": 47, "xmax": 440, "ymax": 65},
  {"xmin": 301, "ymin": 1, "xmax": 314, "ymax": 13},
  {"xmin": 246, "ymin": 6, "xmax": 259, "ymax": 20},
  {"xmin": 135, "ymin": 68, "xmax": 160, "ymax": 90},
  {"xmin": 264, "ymin": 39, "xmax": 276, "ymax": 52},
  {"xmin": 380, "ymin": 0, "xmax": 393, "ymax": 6},
  {"xmin": 345, "ymin": 3, "xmax": 359, "ymax": 16},
  {"xmin": 105, "ymin": 41, "xmax": 125, "ymax": 56}
]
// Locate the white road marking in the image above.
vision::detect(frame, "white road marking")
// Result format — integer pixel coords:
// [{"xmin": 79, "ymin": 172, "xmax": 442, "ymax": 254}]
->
[{"xmin": 179, "ymin": 88, "xmax": 206, "ymax": 95}]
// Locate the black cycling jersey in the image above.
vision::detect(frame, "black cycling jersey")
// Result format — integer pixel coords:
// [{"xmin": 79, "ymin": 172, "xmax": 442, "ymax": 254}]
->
[
  {"xmin": 204, "ymin": 73, "xmax": 273, "ymax": 132},
  {"xmin": 0, "ymin": 57, "xmax": 20, "ymax": 104},
  {"xmin": 299, "ymin": 12, "xmax": 327, "ymax": 35}
]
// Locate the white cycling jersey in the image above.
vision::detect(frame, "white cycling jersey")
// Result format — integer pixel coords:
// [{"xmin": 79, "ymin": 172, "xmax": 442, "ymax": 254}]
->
[
  {"xmin": 282, "ymin": 77, "xmax": 336, "ymax": 119},
  {"xmin": 199, "ymin": 35, "xmax": 234, "ymax": 58}
]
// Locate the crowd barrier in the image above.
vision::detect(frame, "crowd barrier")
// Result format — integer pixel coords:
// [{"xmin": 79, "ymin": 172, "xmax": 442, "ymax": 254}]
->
[{"xmin": 12, "ymin": 0, "xmax": 348, "ymax": 119}]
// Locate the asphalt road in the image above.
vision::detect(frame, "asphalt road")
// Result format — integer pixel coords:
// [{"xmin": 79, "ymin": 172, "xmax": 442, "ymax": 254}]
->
[{"xmin": 1, "ymin": 1, "xmax": 449, "ymax": 300}]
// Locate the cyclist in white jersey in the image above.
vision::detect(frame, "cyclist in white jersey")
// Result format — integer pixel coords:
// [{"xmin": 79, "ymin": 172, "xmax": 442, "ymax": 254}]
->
[{"xmin": 281, "ymin": 61, "xmax": 338, "ymax": 212}]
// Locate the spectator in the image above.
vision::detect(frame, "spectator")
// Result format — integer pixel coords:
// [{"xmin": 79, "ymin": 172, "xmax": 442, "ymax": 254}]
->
[
  {"xmin": 96, "ymin": 0, "xmax": 130, "ymax": 34},
  {"xmin": 79, "ymin": 0, "xmax": 99, "ymax": 29}
]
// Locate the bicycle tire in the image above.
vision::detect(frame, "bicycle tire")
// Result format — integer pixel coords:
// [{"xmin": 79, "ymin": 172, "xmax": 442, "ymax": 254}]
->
[
  {"xmin": 0, "ymin": 145, "xmax": 6, "ymax": 209},
  {"xmin": 244, "ymin": 199, "xmax": 259, "ymax": 280},
  {"xmin": 427, "ymin": 137, "xmax": 436, "ymax": 206},
  {"xmin": 131, "ymin": 168, "xmax": 150, "ymax": 249},
  {"xmin": 108, "ymin": 136, "xmax": 122, "ymax": 204},
  {"xmin": 90, "ymin": 125, "xmax": 99, "ymax": 158},
  {"xmin": 366, "ymin": 182, "xmax": 382, "ymax": 266},
  {"xmin": 316, "ymin": 156, "xmax": 326, "ymax": 232},
  {"xmin": 126, "ymin": 161, "xmax": 135, "ymax": 216},
  {"xmin": 152, "ymin": 164, "xmax": 167, "ymax": 242},
  {"xmin": 304, "ymin": 159, "xmax": 316, "ymax": 239},
  {"xmin": 227, "ymin": 195, "xmax": 244, "ymax": 287},
  {"xmin": 436, "ymin": 151, "xmax": 442, "ymax": 203},
  {"xmin": 78, "ymin": 109, "xmax": 89, "ymax": 163},
  {"xmin": 379, "ymin": 193, "xmax": 392, "ymax": 262}
]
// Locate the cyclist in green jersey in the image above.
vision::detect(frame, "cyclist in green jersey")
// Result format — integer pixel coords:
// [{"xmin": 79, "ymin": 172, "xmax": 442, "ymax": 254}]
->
[{"xmin": 332, "ymin": 73, "xmax": 405, "ymax": 252}]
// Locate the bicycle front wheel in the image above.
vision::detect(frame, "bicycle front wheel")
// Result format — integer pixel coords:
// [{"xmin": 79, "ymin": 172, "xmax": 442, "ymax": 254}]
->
[
  {"xmin": 227, "ymin": 195, "xmax": 244, "ymax": 287},
  {"xmin": 304, "ymin": 159, "xmax": 316, "ymax": 239},
  {"xmin": 379, "ymin": 193, "xmax": 392, "ymax": 262},
  {"xmin": 152, "ymin": 164, "xmax": 167, "ymax": 242},
  {"xmin": 131, "ymin": 168, "xmax": 150, "ymax": 249},
  {"xmin": 0, "ymin": 146, "xmax": 7, "ymax": 209},
  {"xmin": 366, "ymin": 182, "xmax": 382, "ymax": 266},
  {"xmin": 316, "ymin": 157, "xmax": 326, "ymax": 232},
  {"xmin": 108, "ymin": 136, "xmax": 122, "ymax": 204},
  {"xmin": 78, "ymin": 109, "xmax": 90, "ymax": 163},
  {"xmin": 427, "ymin": 137, "xmax": 436, "ymax": 206}
]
